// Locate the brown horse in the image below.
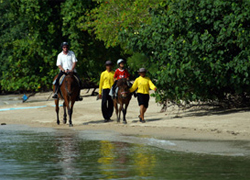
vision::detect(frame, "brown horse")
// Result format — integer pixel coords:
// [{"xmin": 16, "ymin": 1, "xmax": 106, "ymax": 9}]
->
[
  {"xmin": 53, "ymin": 72, "xmax": 80, "ymax": 127},
  {"xmin": 113, "ymin": 78, "xmax": 132, "ymax": 124}
]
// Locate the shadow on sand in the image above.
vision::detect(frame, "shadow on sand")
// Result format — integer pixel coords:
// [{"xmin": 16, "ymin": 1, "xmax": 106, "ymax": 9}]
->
[
  {"xmin": 83, "ymin": 118, "xmax": 163, "ymax": 125},
  {"xmin": 83, "ymin": 119, "xmax": 114, "ymax": 125},
  {"xmin": 131, "ymin": 118, "xmax": 163, "ymax": 123},
  {"xmin": 170, "ymin": 105, "xmax": 250, "ymax": 118}
]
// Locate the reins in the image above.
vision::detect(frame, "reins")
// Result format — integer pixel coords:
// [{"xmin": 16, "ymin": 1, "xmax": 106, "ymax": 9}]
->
[
  {"xmin": 116, "ymin": 78, "xmax": 131, "ymax": 100},
  {"xmin": 119, "ymin": 91, "xmax": 130, "ymax": 99},
  {"xmin": 64, "ymin": 73, "xmax": 77, "ymax": 96},
  {"xmin": 121, "ymin": 91, "xmax": 129, "ymax": 95}
]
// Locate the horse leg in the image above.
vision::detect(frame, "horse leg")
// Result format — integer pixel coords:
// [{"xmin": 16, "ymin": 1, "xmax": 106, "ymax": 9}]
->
[
  {"xmin": 114, "ymin": 100, "xmax": 119, "ymax": 123},
  {"xmin": 55, "ymin": 99, "xmax": 60, "ymax": 125},
  {"xmin": 68, "ymin": 101, "xmax": 75, "ymax": 127},
  {"xmin": 68, "ymin": 107, "xmax": 73, "ymax": 127},
  {"xmin": 118, "ymin": 103, "xmax": 122, "ymax": 123},
  {"xmin": 122, "ymin": 104, "xmax": 128, "ymax": 124},
  {"xmin": 63, "ymin": 101, "xmax": 67, "ymax": 124}
]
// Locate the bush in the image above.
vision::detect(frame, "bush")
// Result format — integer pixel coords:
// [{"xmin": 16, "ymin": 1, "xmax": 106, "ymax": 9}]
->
[{"xmin": 120, "ymin": 0, "xmax": 250, "ymax": 107}]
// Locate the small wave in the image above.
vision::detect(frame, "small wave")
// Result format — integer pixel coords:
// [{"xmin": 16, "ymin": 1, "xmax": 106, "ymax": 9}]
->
[{"xmin": 147, "ymin": 138, "xmax": 176, "ymax": 146}]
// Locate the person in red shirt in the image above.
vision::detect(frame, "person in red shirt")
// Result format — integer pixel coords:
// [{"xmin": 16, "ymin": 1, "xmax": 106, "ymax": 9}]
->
[
  {"xmin": 114, "ymin": 59, "xmax": 130, "ymax": 81},
  {"xmin": 110, "ymin": 59, "xmax": 130, "ymax": 99}
]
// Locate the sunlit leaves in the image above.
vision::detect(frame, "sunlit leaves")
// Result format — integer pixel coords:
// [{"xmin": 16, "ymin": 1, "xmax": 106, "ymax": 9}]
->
[
  {"xmin": 120, "ymin": 0, "xmax": 250, "ymax": 105},
  {"xmin": 0, "ymin": 0, "xmax": 63, "ymax": 91},
  {"xmin": 82, "ymin": 0, "xmax": 164, "ymax": 47}
]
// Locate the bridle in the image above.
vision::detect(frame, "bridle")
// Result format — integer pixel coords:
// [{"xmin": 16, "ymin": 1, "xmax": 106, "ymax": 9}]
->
[
  {"xmin": 120, "ymin": 90, "xmax": 130, "ymax": 99},
  {"xmin": 64, "ymin": 73, "xmax": 76, "ymax": 96},
  {"xmin": 121, "ymin": 91, "xmax": 129, "ymax": 95}
]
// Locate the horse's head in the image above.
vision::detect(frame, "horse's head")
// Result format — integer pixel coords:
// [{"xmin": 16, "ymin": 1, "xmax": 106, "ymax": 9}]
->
[
  {"xmin": 64, "ymin": 72, "xmax": 78, "ymax": 96},
  {"xmin": 117, "ymin": 78, "xmax": 130, "ymax": 99},
  {"xmin": 65, "ymin": 72, "xmax": 75, "ymax": 83},
  {"xmin": 65, "ymin": 71, "xmax": 74, "ymax": 76}
]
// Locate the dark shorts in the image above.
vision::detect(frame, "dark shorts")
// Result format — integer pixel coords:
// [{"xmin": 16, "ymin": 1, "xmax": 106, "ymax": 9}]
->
[{"xmin": 137, "ymin": 93, "xmax": 150, "ymax": 108}]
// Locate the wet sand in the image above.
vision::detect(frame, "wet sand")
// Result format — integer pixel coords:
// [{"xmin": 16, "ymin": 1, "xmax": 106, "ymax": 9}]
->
[
  {"xmin": 1, "ymin": 90, "xmax": 250, "ymax": 142},
  {"xmin": 1, "ymin": 124, "xmax": 250, "ymax": 157}
]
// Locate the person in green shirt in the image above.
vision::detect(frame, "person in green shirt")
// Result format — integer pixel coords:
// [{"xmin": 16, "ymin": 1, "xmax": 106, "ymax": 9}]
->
[{"xmin": 130, "ymin": 68, "xmax": 157, "ymax": 123}]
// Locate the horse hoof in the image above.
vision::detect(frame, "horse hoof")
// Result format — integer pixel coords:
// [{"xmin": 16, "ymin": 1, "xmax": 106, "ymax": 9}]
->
[
  {"xmin": 123, "ymin": 121, "xmax": 127, "ymax": 124},
  {"xmin": 69, "ymin": 124, "xmax": 73, "ymax": 127},
  {"xmin": 57, "ymin": 121, "xmax": 60, "ymax": 125},
  {"xmin": 63, "ymin": 120, "xmax": 67, "ymax": 124}
]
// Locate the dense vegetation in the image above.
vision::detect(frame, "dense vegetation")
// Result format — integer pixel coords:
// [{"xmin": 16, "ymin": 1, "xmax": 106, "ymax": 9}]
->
[
  {"xmin": 1, "ymin": 0, "xmax": 250, "ymax": 107},
  {"xmin": 0, "ymin": 0, "xmax": 123, "ymax": 92}
]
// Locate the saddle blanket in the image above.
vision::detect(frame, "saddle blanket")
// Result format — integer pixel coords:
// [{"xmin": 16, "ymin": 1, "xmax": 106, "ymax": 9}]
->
[
  {"xmin": 53, "ymin": 74, "xmax": 80, "ymax": 86},
  {"xmin": 109, "ymin": 87, "xmax": 118, "ymax": 97}
]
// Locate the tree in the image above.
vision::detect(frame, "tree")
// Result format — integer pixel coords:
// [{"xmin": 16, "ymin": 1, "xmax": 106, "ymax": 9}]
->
[
  {"xmin": 0, "ymin": 0, "xmax": 123, "ymax": 92},
  {"xmin": 0, "ymin": 0, "xmax": 64, "ymax": 92},
  {"xmin": 61, "ymin": 0, "xmax": 123, "ymax": 82},
  {"xmin": 119, "ymin": 0, "xmax": 250, "ymax": 107},
  {"xmin": 83, "ymin": 0, "xmax": 165, "ymax": 48}
]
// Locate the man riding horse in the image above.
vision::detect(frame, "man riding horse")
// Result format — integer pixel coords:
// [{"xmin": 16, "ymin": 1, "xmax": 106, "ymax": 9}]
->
[{"xmin": 52, "ymin": 42, "xmax": 82, "ymax": 101}]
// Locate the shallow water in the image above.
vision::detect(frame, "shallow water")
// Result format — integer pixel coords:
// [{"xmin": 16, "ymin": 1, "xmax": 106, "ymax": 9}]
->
[
  {"xmin": 0, "ymin": 125, "xmax": 250, "ymax": 180},
  {"xmin": 0, "ymin": 95, "xmax": 21, "ymax": 106}
]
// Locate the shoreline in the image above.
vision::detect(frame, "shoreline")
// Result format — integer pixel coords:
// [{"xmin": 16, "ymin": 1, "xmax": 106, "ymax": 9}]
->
[
  {"xmin": 3, "ymin": 122, "xmax": 250, "ymax": 157},
  {"xmin": 1, "ymin": 90, "xmax": 250, "ymax": 142},
  {"xmin": 16, "ymin": 122, "xmax": 250, "ymax": 142}
]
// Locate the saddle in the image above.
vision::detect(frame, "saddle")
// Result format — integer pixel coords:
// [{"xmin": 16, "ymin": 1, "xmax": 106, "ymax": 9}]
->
[
  {"xmin": 53, "ymin": 75, "xmax": 64, "ymax": 86},
  {"xmin": 109, "ymin": 80, "xmax": 132, "ymax": 99},
  {"xmin": 53, "ymin": 74, "xmax": 80, "ymax": 86}
]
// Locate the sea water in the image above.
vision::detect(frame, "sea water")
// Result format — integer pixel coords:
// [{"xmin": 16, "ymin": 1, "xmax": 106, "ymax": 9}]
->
[{"xmin": 0, "ymin": 125, "xmax": 250, "ymax": 180}]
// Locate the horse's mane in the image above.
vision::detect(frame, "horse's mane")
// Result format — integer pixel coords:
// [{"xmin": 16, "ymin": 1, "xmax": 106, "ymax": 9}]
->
[
  {"xmin": 116, "ymin": 78, "xmax": 128, "ymax": 87},
  {"xmin": 66, "ymin": 72, "xmax": 74, "ymax": 76}
]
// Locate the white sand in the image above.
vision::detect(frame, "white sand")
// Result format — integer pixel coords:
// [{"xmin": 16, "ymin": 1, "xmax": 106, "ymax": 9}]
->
[{"xmin": 1, "ymin": 90, "xmax": 250, "ymax": 141}]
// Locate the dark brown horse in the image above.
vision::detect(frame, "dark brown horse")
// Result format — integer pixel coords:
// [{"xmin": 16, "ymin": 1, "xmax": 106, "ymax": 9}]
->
[
  {"xmin": 53, "ymin": 72, "xmax": 80, "ymax": 127},
  {"xmin": 113, "ymin": 78, "xmax": 132, "ymax": 124}
]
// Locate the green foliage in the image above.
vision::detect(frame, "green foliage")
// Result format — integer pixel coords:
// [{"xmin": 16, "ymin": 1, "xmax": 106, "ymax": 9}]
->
[
  {"xmin": 2, "ymin": 0, "xmax": 250, "ymax": 108},
  {"xmin": 82, "ymin": 0, "xmax": 165, "ymax": 47},
  {"xmin": 0, "ymin": 0, "xmax": 123, "ymax": 92},
  {"xmin": 0, "ymin": 0, "xmax": 63, "ymax": 91},
  {"xmin": 127, "ymin": 53, "xmax": 149, "ymax": 72},
  {"xmin": 127, "ymin": 52, "xmax": 157, "ymax": 78},
  {"xmin": 61, "ymin": 0, "xmax": 123, "ymax": 82},
  {"xmin": 119, "ymin": 0, "xmax": 250, "ymax": 105}
]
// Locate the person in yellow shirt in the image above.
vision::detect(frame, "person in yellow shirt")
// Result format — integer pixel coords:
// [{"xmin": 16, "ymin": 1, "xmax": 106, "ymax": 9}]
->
[
  {"xmin": 130, "ymin": 68, "xmax": 157, "ymax": 123},
  {"xmin": 99, "ymin": 61, "xmax": 115, "ymax": 122}
]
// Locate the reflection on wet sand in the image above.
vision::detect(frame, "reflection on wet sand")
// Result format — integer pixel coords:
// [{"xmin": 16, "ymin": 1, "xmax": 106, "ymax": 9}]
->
[
  {"xmin": 55, "ymin": 132, "xmax": 80, "ymax": 178},
  {"xmin": 98, "ymin": 140, "xmax": 117, "ymax": 179},
  {"xmin": 132, "ymin": 144, "xmax": 156, "ymax": 177},
  {"xmin": 97, "ymin": 140, "xmax": 156, "ymax": 179},
  {"xmin": 1, "ymin": 126, "xmax": 250, "ymax": 179}
]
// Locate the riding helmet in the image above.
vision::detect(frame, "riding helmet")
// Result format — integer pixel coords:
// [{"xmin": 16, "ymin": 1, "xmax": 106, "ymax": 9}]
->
[
  {"xmin": 105, "ymin": 60, "xmax": 113, "ymax": 66},
  {"xmin": 61, "ymin": 42, "xmax": 69, "ymax": 48},
  {"xmin": 117, "ymin": 59, "xmax": 125, "ymax": 65},
  {"xmin": 138, "ymin": 68, "xmax": 147, "ymax": 73}
]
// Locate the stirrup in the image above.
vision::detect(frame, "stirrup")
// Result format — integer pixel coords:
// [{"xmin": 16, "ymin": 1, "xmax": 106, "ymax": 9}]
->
[
  {"xmin": 52, "ymin": 94, "xmax": 58, "ymax": 99},
  {"xmin": 76, "ymin": 96, "xmax": 83, "ymax": 101}
]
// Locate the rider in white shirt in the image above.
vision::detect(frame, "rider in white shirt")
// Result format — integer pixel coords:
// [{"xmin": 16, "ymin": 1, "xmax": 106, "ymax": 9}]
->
[{"xmin": 52, "ymin": 42, "xmax": 82, "ymax": 101}]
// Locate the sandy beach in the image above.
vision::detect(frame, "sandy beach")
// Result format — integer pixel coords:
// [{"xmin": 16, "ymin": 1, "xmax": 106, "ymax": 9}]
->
[{"xmin": 1, "ymin": 90, "xmax": 250, "ymax": 142}]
